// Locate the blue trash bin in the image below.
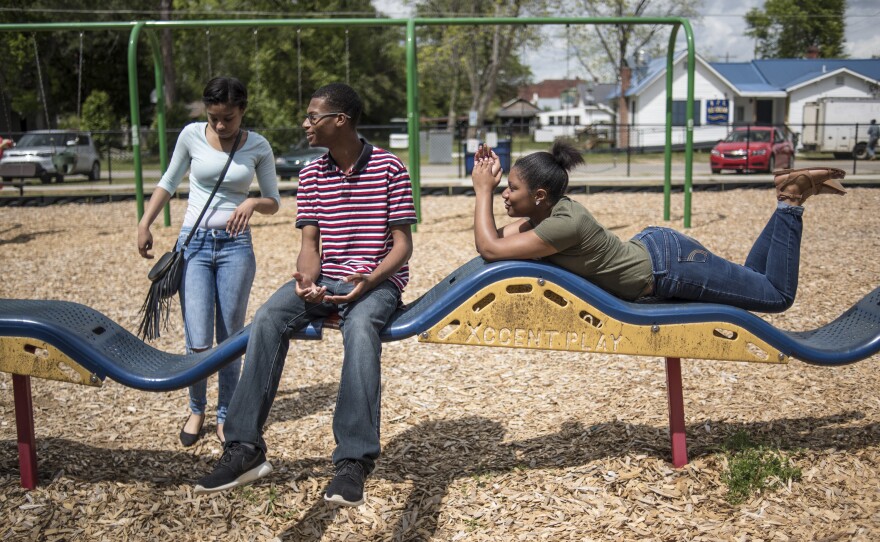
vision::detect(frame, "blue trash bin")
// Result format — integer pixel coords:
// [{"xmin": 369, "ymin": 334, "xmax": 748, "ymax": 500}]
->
[
  {"xmin": 494, "ymin": 140, "xmax": 511, "ymax": 173},
  {"xmin": 464, "ymin": 139, "xmax": 512, "ymax": 175}
]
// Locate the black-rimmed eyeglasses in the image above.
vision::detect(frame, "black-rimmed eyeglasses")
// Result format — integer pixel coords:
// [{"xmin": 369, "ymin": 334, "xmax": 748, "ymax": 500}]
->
[{"xmin": 304, "ymin": 112, "xmax": 352, "ymax": 126}]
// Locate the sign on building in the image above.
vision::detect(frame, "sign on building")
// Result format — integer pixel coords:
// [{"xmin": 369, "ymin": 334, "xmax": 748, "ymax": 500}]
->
[{"xmin": 706, "ymin": 99, "xmax": 729, "ymax": 125}]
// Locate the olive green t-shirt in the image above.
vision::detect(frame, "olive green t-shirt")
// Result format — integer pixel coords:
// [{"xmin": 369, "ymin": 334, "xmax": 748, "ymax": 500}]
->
[{"xmin": 531, "ymin": 197, "xmax": 653, "ymax": 300}]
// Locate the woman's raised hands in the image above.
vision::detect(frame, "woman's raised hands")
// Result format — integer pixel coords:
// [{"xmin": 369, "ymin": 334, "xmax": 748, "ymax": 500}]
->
[
  {"xmin": 471, "ymin": 143, "xmax": 503, "ymax": 194},
  {"xmin": 475, "ymin": 144, "xmax": 503, "ymax": 177}
]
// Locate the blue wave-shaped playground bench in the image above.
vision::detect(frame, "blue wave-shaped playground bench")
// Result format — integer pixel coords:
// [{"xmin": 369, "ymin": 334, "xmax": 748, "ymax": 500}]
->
[{"xmin": 3, "ymin": 257, "xmax": 880, "ymax": 488}]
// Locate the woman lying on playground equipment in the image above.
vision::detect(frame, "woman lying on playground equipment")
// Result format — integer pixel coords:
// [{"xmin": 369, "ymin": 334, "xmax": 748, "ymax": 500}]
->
[{"xmin": 470, "ymin": 142, "xmax": 846, "ymax": 313}]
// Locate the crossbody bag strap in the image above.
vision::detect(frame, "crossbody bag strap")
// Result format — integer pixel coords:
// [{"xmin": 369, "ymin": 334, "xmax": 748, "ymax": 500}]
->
[{"xmin": 181, "ymin": 128, "xmax": 244, "ymax": 248}]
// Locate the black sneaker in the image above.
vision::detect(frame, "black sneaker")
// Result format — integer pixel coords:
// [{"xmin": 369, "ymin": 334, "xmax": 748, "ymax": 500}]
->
[
  {"xmin": 323, "ymin": 459, "xmax": 367, "ymax": 506},
  {"xmin": 193, "ymin": 442, "xmax": 273, "ymax": 495}
]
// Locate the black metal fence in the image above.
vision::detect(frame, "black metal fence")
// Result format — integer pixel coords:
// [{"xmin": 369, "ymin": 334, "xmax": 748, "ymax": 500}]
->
[{"xmin": 1, "ymin": 121, "xmax": 878, "ymax": 186}]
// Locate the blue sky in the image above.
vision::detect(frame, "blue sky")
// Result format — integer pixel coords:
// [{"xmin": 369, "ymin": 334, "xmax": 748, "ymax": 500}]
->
[{"xmin": 373, "ymin": 0, "xmax": 880, "ymax": 82}]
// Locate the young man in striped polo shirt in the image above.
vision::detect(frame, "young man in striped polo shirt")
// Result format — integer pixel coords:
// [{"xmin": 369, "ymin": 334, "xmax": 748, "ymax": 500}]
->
[{"xmin": 195, "ymin": 83, "xmax": 417, "ymax": 506}]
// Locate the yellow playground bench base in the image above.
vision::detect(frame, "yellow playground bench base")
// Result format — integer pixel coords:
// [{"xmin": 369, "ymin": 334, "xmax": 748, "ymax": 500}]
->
[{"xmin": 3, "ymin": 257, "xmax": 879, "ymax": 489}]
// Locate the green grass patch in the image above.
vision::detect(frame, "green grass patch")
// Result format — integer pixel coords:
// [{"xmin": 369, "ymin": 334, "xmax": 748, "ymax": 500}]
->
[
  {"xmin": 464, "ymin": 518, "xmax": 484, "ymax": 531},
  {"xmin": 470, "ymin": 471, "xmax": 493, "ymax": 488},
  {"xmin": 721, "ymin": 430, "xmax": 802, "ymax": 505}
]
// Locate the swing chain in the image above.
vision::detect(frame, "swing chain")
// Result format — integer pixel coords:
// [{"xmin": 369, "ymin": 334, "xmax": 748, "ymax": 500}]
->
[
  {"xmin": 32, "ymin": 34, "xmax": 51, "ymax": 129},
  {"xmin": 252, "ymin": 29, "xmax": 260, "ymax": 90},
  {"xmin": 77, "ymin": 32, "xmax": 84, "ymax": 131},
  {"xmin": 0, "ymin": 67, "xmax": 11, "ymax": 134},
  {"xmin": 345, "ymin": 28, "xmax": 350, "ymax": 85},
  {"xmin": 297, "ymin": 28, "xmax": 302, "ymax": 111},
  {"xmin": 205, "ymin": 30, "xmax": 212, "ymax": 78},
  {"xmin": 565, "ymin": 24, "xmax": 571, "ymax": 81}
]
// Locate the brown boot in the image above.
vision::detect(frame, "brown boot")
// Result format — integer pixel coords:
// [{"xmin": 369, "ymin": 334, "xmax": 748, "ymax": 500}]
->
[{"xmin": 773, "ymin": 167, "xmax": 846, "ymax": 204}]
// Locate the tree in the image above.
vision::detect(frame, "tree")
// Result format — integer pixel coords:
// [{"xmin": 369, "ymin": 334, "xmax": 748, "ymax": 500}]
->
[
  {"xmin": 413, "ymin": 0, "xmax": 545, "ymax": 136},
  {"xmin": 745, "ymin": 0, "xmax": 846, "ymax": 59},
  {"xmin": 0, "ymin": 0, "xmax": 158, "ymax": 133},
  {"xmin": 161, "ymin": 0, "xmax": 407, "ymax": 152},
  {"xmin": 0, "ymin": 0, "xmax": 408, "ymax": 151},
  {"xmin": 563, "ymin": 0, "xmax": 700, "ymax": 147},
  {"xmin": 80, "ymin": 90, "xmax": 117, "ymax": 147},
  {"xmin": 565, "ymin": 0, "xmax": 700, "ymax": 82},
  {"xmin": 159, "ymin": 0, "xmax": 176, "ymax": 107}
]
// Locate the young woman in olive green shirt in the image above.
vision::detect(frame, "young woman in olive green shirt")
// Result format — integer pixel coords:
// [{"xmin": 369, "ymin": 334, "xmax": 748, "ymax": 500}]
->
[{"xmin": 470, "ymin": 141, "xmax": 845, "ymax": 312}]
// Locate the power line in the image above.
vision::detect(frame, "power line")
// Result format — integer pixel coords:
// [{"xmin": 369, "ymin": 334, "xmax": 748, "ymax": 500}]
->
[{"xmin": 0, "ymin": 7, "xmax": 391, "ymax": 17}]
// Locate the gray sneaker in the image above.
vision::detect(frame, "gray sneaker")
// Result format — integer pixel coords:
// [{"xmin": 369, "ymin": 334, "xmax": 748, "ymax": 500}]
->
[
  {"xmin": 194, "ymin": 442, "xmax": 273, "ymax": 495},
  {"xmin": 323, "ymin": 459, "xmax": 367, "ymax": 506}
]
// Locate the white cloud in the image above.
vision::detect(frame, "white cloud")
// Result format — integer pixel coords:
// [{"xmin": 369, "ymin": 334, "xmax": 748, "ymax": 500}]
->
[{"xmin": 687, "ymin": 10, "xmax": 755, "ymax": 62}]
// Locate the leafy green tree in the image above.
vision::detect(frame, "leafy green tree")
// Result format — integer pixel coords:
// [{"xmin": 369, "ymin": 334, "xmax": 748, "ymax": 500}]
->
[
  {"xmin": 162, "ymin": 0, "xmax": 407, "ymax": 151},
  {"xmin": 81, "ymin": 90, "xmax": 118, "ymax": 147},
  {"xmin": 0, "ymin": 1, "xmax": 158, "ymax": 133},
  {"xmin": 413, "ymin": 0, "xmax": 544, "ymax": 136},
  {"xmin": 745, "ymin": 0, "xmax": 846, "ymax": 59},
  {"xmin": 0, "ymin": 0, "xmax": 408, "ymax": 153},
  {"xmin": 81, "ymin": 91, "xmax": 116, "ymax": 131}
]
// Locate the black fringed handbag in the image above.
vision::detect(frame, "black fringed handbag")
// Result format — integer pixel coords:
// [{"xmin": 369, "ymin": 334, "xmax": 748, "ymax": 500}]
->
[{"xmin": 138, "ymin": 129, "xmax": 243, "ymax": 341}]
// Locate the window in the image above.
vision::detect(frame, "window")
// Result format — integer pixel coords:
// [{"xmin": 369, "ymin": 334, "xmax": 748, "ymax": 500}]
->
[
  {"xmin": 672, "ymin": 100, "xmax": 701, "ymax": 126},
  {"xmin": 548, "ymin": 117, "xmax": 555, "ymax": 126},
  {"xmin": 574, "ymin": 116, "xmax": 581, "ymax": 125},
  {"xmin": 835, "ymin": 75, "xmax": 845, "ymax": 86}
]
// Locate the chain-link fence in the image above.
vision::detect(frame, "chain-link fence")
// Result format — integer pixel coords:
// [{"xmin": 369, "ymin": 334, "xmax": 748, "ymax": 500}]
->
[{"xmin": 2, "ymin": 121, "xmax": 879, "ymax": 188}]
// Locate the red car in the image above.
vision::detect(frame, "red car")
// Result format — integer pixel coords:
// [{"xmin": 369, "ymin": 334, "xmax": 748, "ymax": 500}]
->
[{"xmin": 710, "ymin": 126, "xmax": 794, "ymax": 174}]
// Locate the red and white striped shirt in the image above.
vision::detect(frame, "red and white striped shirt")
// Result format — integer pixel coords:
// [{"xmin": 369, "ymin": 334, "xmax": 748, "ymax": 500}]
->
[{"xmin": 296, "ymin": 143, "xmax": 417, "ymax": 291}]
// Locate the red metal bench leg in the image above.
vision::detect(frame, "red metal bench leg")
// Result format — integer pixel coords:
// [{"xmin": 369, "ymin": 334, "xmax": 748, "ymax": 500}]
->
[
  {"xmin": 12, "ymin": 374, "xmax": 38, "ymax": 489},
  {"xmin": 665, "ymin": 357, "xmax": 688, "ymax": 468}
]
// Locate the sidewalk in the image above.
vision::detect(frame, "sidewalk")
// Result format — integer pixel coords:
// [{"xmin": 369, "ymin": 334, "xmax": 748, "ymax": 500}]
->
[{"xmin": 3, "ymin": 158, "xmax": 880, "ymax": 200}]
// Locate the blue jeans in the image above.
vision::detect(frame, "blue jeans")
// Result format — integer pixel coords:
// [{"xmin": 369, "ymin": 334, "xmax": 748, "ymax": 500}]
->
[
  {"xmin": 178, "ymin": 227, "xmax": 256, "ymax": 425},
  {"xmin": 223, "ymin": 277, "xmax": 401, "ymax": 474},
  {"xmin": 633, "ymin": 203, "xmax": 804, "ymax": 313}
]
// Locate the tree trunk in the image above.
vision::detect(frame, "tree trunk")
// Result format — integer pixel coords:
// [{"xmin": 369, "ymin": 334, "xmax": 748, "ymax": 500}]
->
[
  {"xmin": 159, "ymin": 0, "xmax": 176, "ymax": 108},
  {"xmin": 618, "ymin": 64, "xmax": 631, "ymax": 149},
  {"xmin": 465, "ymin": 23, "xmax": 517, "ymax": 138},
  {"xmin": 446, "ymin": 46, "xmax": 460, "ymax": 134}
]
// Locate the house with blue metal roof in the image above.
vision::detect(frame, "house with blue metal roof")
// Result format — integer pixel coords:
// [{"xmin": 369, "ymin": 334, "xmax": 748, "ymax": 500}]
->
[{"xmin": 616, "ymin": 51, "xmax": 880, "ymax": 150}]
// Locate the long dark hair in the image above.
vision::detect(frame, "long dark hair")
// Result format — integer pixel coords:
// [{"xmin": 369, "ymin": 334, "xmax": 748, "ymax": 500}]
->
[
  {"xmin": 512, "ymin": 140, "xmax": 584, "ymax": 203},
  {"xmin": 202, "ymin": 76, "xmax": 248, "ymax": 110}
]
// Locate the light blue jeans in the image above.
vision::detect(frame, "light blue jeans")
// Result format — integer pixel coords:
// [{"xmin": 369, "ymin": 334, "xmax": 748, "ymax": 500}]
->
[
  {"xmin": 178, "ymin": 227, "xmax": 256, "ymax": 425},
  {"xmin": 633, "ymin": 202, "xmax": 804, "ymax": 313},
  {"xmin": 223, "ymin": 277, "xmax": 401, "ymax": 475}
]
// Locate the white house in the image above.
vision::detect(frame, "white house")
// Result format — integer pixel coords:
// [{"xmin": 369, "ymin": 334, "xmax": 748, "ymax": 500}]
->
[
  {"xmin": 534, "ymin": 103, "xmax": 615, "ymax": 142},
  {"xmin": 616, "ymin": 53, "xmax": 880, "ymax": 150}
]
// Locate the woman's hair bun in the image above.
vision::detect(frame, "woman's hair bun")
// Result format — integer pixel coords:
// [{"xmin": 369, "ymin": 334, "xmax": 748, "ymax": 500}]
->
[{"xmin": 550, "ymin": 140, "xmax": 585, "ymax": 172}]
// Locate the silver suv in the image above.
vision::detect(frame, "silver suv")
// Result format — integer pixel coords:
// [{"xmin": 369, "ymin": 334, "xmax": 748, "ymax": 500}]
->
[{"xmin": 0, "ymin": 130, "xmax": 101, "ymax": 183}]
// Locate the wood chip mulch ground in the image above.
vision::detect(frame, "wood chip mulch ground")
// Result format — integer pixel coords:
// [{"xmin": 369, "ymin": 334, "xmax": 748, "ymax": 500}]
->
[{"xmin": 1, "ymin": 187, "xmax": 879, "ymax": 541}]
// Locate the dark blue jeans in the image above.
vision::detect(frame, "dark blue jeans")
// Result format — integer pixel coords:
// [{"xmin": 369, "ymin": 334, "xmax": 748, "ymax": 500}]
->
[
  {"xmin": 223, "ymin": 277, "xmax": 401, "ymax": 474},
  {"xmin": 632, "ymin": 203, "xmax": 804, "ymax": 313}
]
